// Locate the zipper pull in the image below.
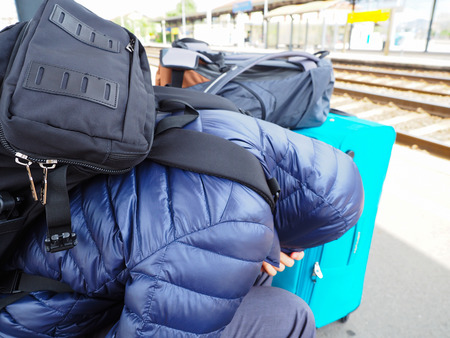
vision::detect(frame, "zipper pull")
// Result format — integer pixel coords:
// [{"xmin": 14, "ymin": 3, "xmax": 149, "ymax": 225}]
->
[
  {"xmin": 126, "ymin": 38, "xmax": 135, "ymax": 53},
  {"xmin": 15, "ymin": 152, "xmax": 38, "ymax": 201},
  {"xmin": 312, "ymin": 262, "xmax": 324, "ymax": 280},
  {"xmin": 39, "ymin": 160, "xmax": 57, "ymax": 205}
]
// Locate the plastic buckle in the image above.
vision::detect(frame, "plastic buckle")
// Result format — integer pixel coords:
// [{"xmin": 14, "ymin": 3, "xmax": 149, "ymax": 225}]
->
[
  {"xmin": 44, "ymin": 232, "xmax": 78, "ymax": 253},
  {"xmin": 267, "ymin": 177, "xmax": 281, "ymax": 204},
  {"xmin": 273, "ymin": 191, "xmax": 280, "ymax": 204}
]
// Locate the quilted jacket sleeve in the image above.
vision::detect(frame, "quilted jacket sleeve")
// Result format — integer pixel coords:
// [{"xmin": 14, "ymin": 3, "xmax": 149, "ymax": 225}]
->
[
  {"xmin": 198, "ymin": 110, "xmax": 364, "ymax": 251},
  {"xmin": 104, "ymin": 162, "xmax": 275, "ymax": 337}
]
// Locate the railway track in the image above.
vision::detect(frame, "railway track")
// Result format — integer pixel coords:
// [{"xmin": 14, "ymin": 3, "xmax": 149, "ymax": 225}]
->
[
  {"xmin": 332, "ymin": 86, "xmax": 450, "ymax": 117},
  {"xmin": 331, "ymin": 95, "xmax": 450, "ymax": 159},
  {"xmin": 333, "ymin": 65, "xmax": 450, "ymax": 85},
  {"xmin": 145, "ymin": 46, "xmax": 162, "ymax": 65},
  {"xmin": 333, "ymin": 77, "xmax": 450, "ymax": 97},
  {"xmin": 332, "ymin": 65, "xmax": 450, "ymax": 159},
  {"xmin": 145, "ymin": 45, "xmax": 450, "ymax": 159}
]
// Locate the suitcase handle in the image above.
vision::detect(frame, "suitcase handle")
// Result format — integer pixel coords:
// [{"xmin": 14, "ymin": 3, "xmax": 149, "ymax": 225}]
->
[{"xmin": 204, "ymin": 51, "xmax": 322, "ymax": 95}]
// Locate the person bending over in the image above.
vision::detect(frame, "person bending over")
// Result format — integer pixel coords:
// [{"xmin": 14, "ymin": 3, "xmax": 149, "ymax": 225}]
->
[{"xmin": 0, "ymin": 109, "xmax": 363, "ymax": 337}]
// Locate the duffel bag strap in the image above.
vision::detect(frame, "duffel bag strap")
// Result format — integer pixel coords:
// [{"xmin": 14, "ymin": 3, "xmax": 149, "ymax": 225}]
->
[{"xmin": 204, "ymin": 51, "xmax": 322, "ymax": 95}]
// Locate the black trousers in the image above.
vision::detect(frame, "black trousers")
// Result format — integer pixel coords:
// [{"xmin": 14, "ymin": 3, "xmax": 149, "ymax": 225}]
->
[{"xmin": 221, "ymin": 273, "xmax": 316, "ymax": 338}]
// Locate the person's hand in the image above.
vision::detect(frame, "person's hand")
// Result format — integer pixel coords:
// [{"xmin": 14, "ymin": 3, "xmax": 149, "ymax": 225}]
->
[{"xmin": 261, "ymin": 251, "xmax": 304, "ymax": 276}]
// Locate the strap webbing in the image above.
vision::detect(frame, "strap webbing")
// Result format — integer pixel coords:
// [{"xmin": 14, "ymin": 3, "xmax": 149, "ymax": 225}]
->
[
  {"xmin": 46, "ymin": 165, "xmax": 70, "ymax": 231},
  {"xmin": 0, "ymin": 270, "xmax": 73, "ymax": 309},
  {"xmin": 155, "ymin": 99, "xmax": 199, "ymax": 135},
  {"xmin": 148, "ymin": 128, "xmax": 277, "ymax": 211},
  {"xmin": 154, "ymin": 86, "xmax": 240, "ymax": 113},
  {"xmin": 151, "ymin": 93, "xmax": 279, "ymax": 210},
  {"xmin": 204, "ymin": 51, "xmax": 321, "ymax": 95},
  {"xmin": 45, "ymin": 165, "xmax": 77, "ymax": 253},
  {"xmin": 171, "ymin": 69, "xmax": 185, "ymax": 88}
]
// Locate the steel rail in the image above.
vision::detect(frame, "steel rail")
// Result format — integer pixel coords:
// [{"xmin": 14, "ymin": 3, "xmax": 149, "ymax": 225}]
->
[
  {"xmin": 334, "ymin": 77, "xmax": 450, "ymax": 97},
  {"xmin": 333, "ymin": 86, "xmax": 450, "ymax": 118},
  {"xmin": 395, "ymin": 132, "xmax": 450, "ymax": 160},
  {"xmin": 333, "ymin": 65, "xmax": 450, "ymax": 85}
]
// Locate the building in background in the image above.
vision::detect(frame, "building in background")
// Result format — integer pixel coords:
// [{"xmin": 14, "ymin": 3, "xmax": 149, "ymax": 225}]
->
[
  {"xmin": 3, "ymin": 0, "xmax": 449, "ymax": 54},
  {"xmin": 149, "ymin": 0, "xmax": 449, "ymax": 55}
]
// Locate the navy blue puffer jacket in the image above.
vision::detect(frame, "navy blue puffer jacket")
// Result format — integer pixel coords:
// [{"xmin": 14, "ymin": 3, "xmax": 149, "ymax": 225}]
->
[{"xmin": 0, "ymin": 110, "xmax": 363, "ymax": 337}]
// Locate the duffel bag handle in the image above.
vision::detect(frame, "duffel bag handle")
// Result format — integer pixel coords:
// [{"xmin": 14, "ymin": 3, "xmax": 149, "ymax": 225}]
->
[{"xmin": 204, "ymin": 51, "xmax": 322, "ymax": 95}]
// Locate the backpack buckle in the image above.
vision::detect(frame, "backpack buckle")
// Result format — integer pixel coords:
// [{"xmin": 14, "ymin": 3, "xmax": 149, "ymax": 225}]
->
[{"xmin": 44, "ymin": 232, "xmax": 77, "ymax": 253}]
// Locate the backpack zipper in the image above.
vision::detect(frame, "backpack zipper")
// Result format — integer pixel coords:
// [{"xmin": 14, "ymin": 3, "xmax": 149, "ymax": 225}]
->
[
  {"xmin": 15, "ymin": 152, "xmax": 56, "ymax": 204},
  {"xmin": 126, "ymin": 38, "xmax": 135, "ymax": 53},
  {"xmin": 0, "ymin": 124, "xmax": 132, "ymax": 174},
  {"xmin": 0, "ymin": 123, "xmax": 131, "ymax": 204},
  {"xmin": 12, "ymin": 150, "xmax": 132, "ymax": 204}
]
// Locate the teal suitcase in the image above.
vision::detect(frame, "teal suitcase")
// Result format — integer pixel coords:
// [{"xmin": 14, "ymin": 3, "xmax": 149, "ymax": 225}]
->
[{"xmin": 272, "ymin": 111, "xmax": 396, "ymax": 328}]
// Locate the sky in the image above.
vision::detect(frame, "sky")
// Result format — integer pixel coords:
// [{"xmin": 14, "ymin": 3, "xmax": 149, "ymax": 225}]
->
[
  {"xmin": 76, "ymin": 0, "xmax": 231, "ymax": 19},
  {"xmin": 1, "ymin": 0, "xmax": 232, "ymax": 21}
]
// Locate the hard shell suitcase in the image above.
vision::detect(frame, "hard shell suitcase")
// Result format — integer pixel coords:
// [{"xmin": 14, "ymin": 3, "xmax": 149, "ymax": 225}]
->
[{"xmin": 272, "ymin": 110, "xmax": 396, "ymax": 328}]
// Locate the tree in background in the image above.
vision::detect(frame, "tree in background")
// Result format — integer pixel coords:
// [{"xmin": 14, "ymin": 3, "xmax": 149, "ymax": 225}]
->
[
  {"xmin": 166, "ymin": 0, "xmax": 197, "ymax": 17},
  {"xmin": 112, "ymin": 14, "xmax": 158, "ymax": 44},
  {"xmin": 111, "ymin": 0, "xmax": 199, "ymax": 43}
]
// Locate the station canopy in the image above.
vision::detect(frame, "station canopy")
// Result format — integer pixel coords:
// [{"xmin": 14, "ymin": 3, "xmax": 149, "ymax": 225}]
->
[{"xmin": 265, "ymin": 0, "xmax": 343, "ymax": 17}]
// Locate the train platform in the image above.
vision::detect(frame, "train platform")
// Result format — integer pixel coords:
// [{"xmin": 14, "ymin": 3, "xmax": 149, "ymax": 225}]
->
[
  {"xmin": 206, "ymin": 43, "xmax": 450, "ymax": 71},
  {"xmin": 149, "ymin": 42, "xmax": 450, "ymax": 71},
  {"xmin": 316, "ymin": 143, "xmax": 450, "ymax": 337},
  {"xmin": 328, "ymin": 50, "xmax": 450, "ymax": 71}
]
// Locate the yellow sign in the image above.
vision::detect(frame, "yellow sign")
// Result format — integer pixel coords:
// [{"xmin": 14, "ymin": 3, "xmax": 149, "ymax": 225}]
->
[{"xmin": 347, "ymin": 9, "xmax": 390, "ymax": 23}]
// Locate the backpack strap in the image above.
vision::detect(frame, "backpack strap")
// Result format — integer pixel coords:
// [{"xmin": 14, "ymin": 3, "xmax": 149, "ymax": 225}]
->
[
  {"xmin": 0, "ymin": 270, "xmax": 73, "ymax": 310},
  {"xmin": 149, "ymin": 99, "xmax": 280, "ymax": 211},
  {"xmin": 154, "ymin": 85, "xmax": 240, "ymax": 112},
  {"xmin": 44, "ymin": 165, "xmax": 78, "ymax": 253},
  {"xmin": 149, "ymin": 128, "xmax": 279, "ymax": 211}
]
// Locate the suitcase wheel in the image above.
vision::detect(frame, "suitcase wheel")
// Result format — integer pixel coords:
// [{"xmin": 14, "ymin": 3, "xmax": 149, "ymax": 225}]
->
[{"xmin": 340, "ymin": 314, "xmax": 350, "ymax": 323}]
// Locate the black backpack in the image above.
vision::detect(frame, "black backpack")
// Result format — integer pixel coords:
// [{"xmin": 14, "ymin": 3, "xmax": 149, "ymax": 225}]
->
[
  {"xmin": 0, "ymin": 0, "xmax": 155, "ymax": 257},
  {"xmin": 0, "ymin": 0, "xmax": 278, "ymax": 263}
]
